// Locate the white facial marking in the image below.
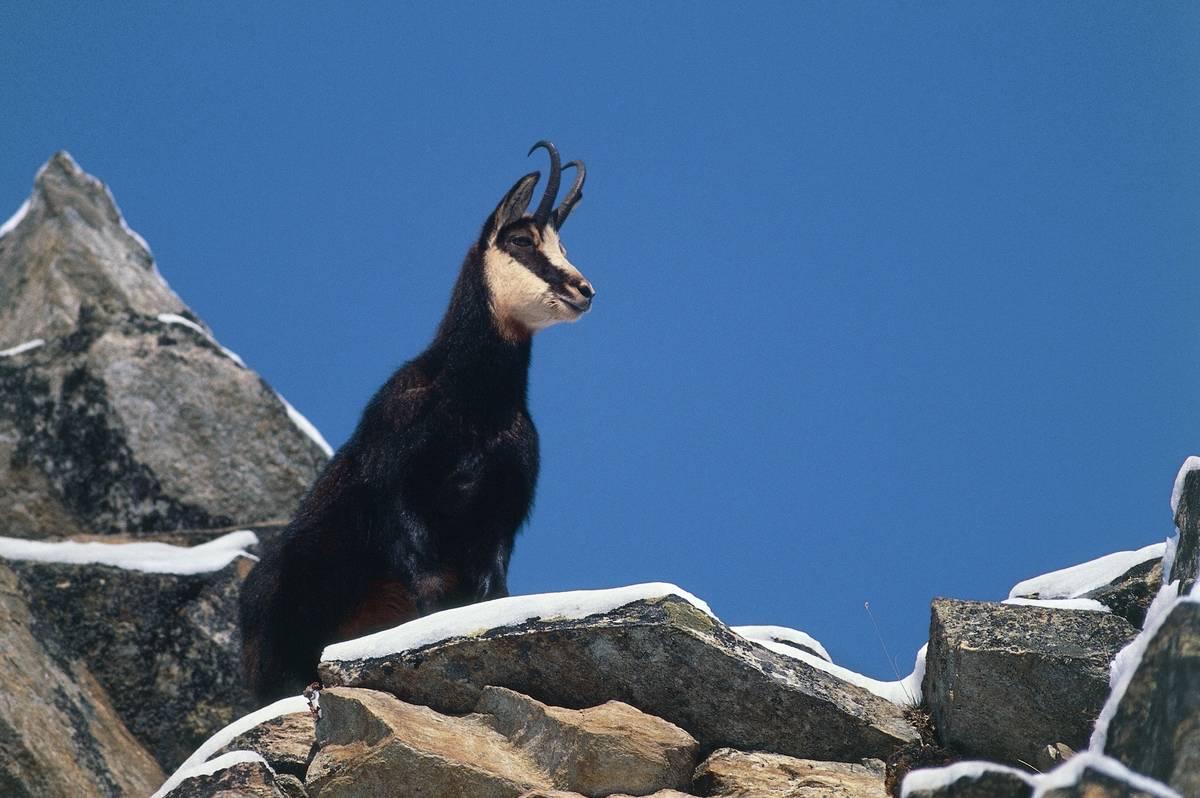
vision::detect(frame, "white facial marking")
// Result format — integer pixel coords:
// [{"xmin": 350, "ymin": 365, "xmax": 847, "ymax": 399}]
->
[{"xmin": 483, "ymin": 245, "xmax": 572, "ymax": 339}]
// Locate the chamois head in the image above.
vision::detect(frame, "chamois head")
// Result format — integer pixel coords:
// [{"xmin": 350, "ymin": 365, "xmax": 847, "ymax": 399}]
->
[{"xmin": 480, "ymin": 141, "xmax": 595, "ymax": 340}]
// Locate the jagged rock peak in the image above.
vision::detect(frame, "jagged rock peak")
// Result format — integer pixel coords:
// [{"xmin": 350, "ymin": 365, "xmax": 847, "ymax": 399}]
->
[{"xmin": 0, "ymin": 151, "xmax": 189, "ymax": 345}]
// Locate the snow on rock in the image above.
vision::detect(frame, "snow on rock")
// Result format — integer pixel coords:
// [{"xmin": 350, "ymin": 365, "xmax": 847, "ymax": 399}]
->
[
  {"xmin": 763, "ymin": 641, "xmax": 926, "ymax": 706},
  {"xmin": 0, "ymin": 530, "xmax": 259, "ymax": 575},
  {"xmin": 900, "ymin": 760, "xmax": 1033, "ymax": 797},
  {"xmin": 732, "ymin": 625, "xmax": 831, "ymax": 661},
  {"xmin": 1091, "ymin": 578, "xmax": 1198, "ymax": 751},
  {"xmin": 156, "ymin": 312, "xmax": 248, "ymax": 368},
  {"xmin": 323, "ymin": 583, "xmax": 716, "ymax": 663},
  {"xmin": 276, "ymin": 391, "xmax": 333, "ymax": 457},
  {"xmin": 1170, "ymin": 456, "xmax": 1200, "ymax": 516},
  {"xmin": 0, "ymin": 338, "xmax": 45, "ymax": 357},
  {"xmin": 0, "ymin": 197, "xmax": 30, "ymax": 238},
  {"xmin": 152, "ymin": 696, "xmax": 308, "ymax": 798},
  {"xmin": 1030, "ymin": 750, "xmax": 1181, "ymax": 798},
  {"xmin": 1008, "ymin": 541, "xmax": 1165, "ymax": 601},
  {"xmin": 1001, "ymin": 597, "xmax": 1111, "ymax": 612},
  {"xmin": 153, "ymin": 750, "xmax": 272, "ymax": 798}
]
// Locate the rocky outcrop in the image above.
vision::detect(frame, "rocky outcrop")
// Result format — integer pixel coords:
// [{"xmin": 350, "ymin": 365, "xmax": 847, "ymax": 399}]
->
[
  {"xmin": 693, "ymin": 748, "xmax": 886, "ymax": 797},
  {"xmin": 0, "ymin": 152, "xmax": 327, "ymax": 541},
  {"xmin": 900, "ymin": 754, "xmax": 1178, "ymax": 798},
  {"xmin": 0, "ymin": 562, "xmax": 164, "ymax": 797},
  {"xmin": 1100, "ymin": 600, "xmax": 1199, "ymax": 797},
  {"xmin": 923, "ymin": 599, "xmax": 1137, "ymax": 766},
  {"xmin": 1171, "ymin": 462, "xmax": 1200, "ymax": 593},
  {"xmin": 1079, "ymin": 560, "xmax": 1163, "ymax": 629},
  {"xmin": 164, "ymin": 755, "xmax": 289, "ymax": 798},
  {"xmin": 5, "ymin": 551, "xmax": 259, "ymax": 769},
  {"xmin": 320, "ymin": 593, "xmax": 918, "ymax": 762},
  {"xmin": 214, "ymin": 711, "xmax": 315, "ymax": 780}
]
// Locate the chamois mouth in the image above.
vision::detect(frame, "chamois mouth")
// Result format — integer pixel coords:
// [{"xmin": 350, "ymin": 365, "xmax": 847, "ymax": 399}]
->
[{"xmin": 555, "ymin": 292, "xmax": 591, "ymax": 314}]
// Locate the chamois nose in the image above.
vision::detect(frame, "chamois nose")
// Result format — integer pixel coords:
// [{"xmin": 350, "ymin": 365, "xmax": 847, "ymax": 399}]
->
[{"xmin": 577, "ymin": 281, "xmax": 595, "ymax": 300}]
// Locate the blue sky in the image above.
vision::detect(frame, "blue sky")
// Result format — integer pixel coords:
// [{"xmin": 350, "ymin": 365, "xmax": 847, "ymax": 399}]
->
[{"xmin": 2, "ymin": 3, "xmax": 1198, "ymax": 678}]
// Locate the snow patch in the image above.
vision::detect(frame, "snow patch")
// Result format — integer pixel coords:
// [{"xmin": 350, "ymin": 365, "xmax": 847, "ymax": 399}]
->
[
  {"xmin": 0, "ymin": 530, "xmax": 259, "ymax": 575},
  {"xmin": 1170, "ymin": 456, "xmax": 1200, "ymax": 516},
  {"xmin": 153, "ymin": 750, "xmax": 271, "ymax": 798},
  {"xmin": 1162, "ymin": 534, "xmax": 1178, "ymax": 584},
  {"xmin": 732, "ymin": 625, "xmax": 831, "ymax": 661},
  {"xmin": 156, "ymin": 313, "xmax": 248, "ymax": 369},
  {"xmin": 1091, "ymin": 579, "xmax": 1197, "ymax": 751},
  {"xmin": 765, "ymin": 641, "xmax": 926, "ymax": 706},
  {"xmin": 0, "ymin": 338, "xmax": 45, "ymax": 358},
  {"xmin": 1008, "ymin": 542, "xmax": 1165, "ymax": 602},
  {"xmin": 276, "ymin": 391, "xmax": 333, "ymax": 457},
  {"xmin": 0, "ymin": 198, "xmax": 30, "ymax": 238},
  {"xmin": 901, "ymin": 760, "xmax": 1033, "ymax": 797},
  {"xmin": 323, "ymin": 583, "xmax": 716, "ymax": 663},
  {"xmin": 1002, "ymin": 597, "xmax": 1110, "ymax": 612}
]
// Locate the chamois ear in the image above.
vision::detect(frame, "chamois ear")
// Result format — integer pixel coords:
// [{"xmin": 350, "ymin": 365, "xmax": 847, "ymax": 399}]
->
[{"xmin": 484, "ymin": 171, "xmax": 540, "ymax": 243}]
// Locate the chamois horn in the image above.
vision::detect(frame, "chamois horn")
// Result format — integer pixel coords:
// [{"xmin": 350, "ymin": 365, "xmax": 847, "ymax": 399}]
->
[
  {"xmin": 527, "ymin": 140, "xmax": 562, "ymax": 227},
  {"xmin": 552, "ymin": 160, "xmax": 585, "ymax": 229}
]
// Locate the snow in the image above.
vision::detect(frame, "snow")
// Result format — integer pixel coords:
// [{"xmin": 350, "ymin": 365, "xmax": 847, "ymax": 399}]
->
[
  {"xmin": 0, "ymin": 338, "xmax": 45, "ymax": 358},
  {"xmin": 151, "ymin": 695, "xmax": 308, "ymax": 798},
  {"xmin": 1162, "ymin": 533, "xmax": 1178, "ymax": 583},
  {"xmin": 323, "ymin": 583, "xmax": 716, "ymax": 662},
  {"xmin": 732, "ymin": 624, "xmax": 831, "ymax": 661},
  {"xmin": 763, "ymin": 640, "xmax": 926, "ymax": 706},
  {"xmin": 153, "ymin": 751, "xmax": 271, "ymax": 798},
  {"xmin": 156, "ymin": 313, "xmax": 248, "ymax": 368},
  {"xmin": 1171, "ymin": 456, "xmax": 1200, "ymax": 516},
  {"xmin": 1031, "ymin": 751, "xmax": 1181, "ymax": 798},
  {"xmin": 1008, "ymin": 541, "xmax": 1165, "ymax": 602},
  {"xmin": 0, "ymin": 198, "xmax": 30, "ymax": 238},
  {"xmin": 901, "ymin": 760, "xmax": 1033, "ymax": 797},
  {"xmin": 900, "ymin": 753, "xmax": 1180, "ymax": 798},
  {"xmin": 276, "ymin": 391, "xmax": 334, "ymax": 457},
  {"xmin": 1091, "ymin": 578, "xmax": 1197, "ymax": 751},
  {"xmin": 1002, "ymin": 597, "xmax": 1110, "ymax": 612},
  {"xmin": 0, "ymin": 530, "xmax": 259, "ymax": 575}
]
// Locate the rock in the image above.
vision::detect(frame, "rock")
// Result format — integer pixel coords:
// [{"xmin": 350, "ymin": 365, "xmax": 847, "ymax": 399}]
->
[
  {"xmin": 307, "ymin": 688, "xmax": 551, "ymax": 797},
  {"xmin": 0, "ymin": 152, "xmax": 327, "ymax": 541},
  {"xmin": 1171, "ymin": 464, "xmax": 1200, "ymax": 594},
  {"xmin": 5, "ymin": 554, "xmax": 258, "ymax": 769},
  {"xmin": 164, "ymin": 757, "xmax": 288, "ymax": 798},
  {"xmin": 1037, "ymin": 756, "xmax": 1179, "ymax": 798},
  {"xmin": 274, "ymin": 774, "xmax": 310, "ymax": 798},
  {"xmin": 923, "ymin": 599, "xmax": 1136, "ymax": 766},
  {"xmin": 1100, "ymin": 600, "xmax": 1199, "ymax": 797},
  {"xmin": 0, "ymin": 562, "xmax": 164, "ymax": 797},
  {"xmin": 901, "ymin": 763, "xmax": 1033, "ymax": 798},
  {"xmin": 320, "ymin": 593, "xmax": 918, "ymax": 761},
  {"xmin": 214, "ymin": 712, "xmax": 315, "ymax": 779},
  {"xmin": 692, "ymin": 748, "xmax": 886, "ymax": 797},
  {"xmin": 1032, "ymin": 742, "xmax": 1076, "ymax": 774},
  {"xmin": 1080, "ymin": 560, "xmax": 1162, "ymax": 628},
  {"xmin": 478, "ymin": 686, "xmax": 698, "ymax": 796},
  {"xmin": 519, "ymin": 792, "xmax": 694, "ymax": 798}
]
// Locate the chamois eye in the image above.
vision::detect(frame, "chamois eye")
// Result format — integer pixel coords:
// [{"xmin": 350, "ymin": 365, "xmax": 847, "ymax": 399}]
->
[{"xmin": 509, "ymin": 235, "xmax": 534, "ymax": 248}]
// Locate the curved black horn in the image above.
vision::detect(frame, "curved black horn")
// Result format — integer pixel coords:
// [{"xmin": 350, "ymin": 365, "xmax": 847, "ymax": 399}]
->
[
  {"xmin": 527, "ymin": 140, "xmax": 561, "ymax": 226},
  {"xmin": 552, "ymin": 160, "xmax": 586, "ymax": 229}
]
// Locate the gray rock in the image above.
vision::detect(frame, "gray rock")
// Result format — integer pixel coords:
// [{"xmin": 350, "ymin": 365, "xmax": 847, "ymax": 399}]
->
[
  {"xmin": 164, "ymin": 759, "xmax": 288, "ymax": 798},
  {"xmin": 1039, "ymin": 763, "xmax": 1176, "ymax": 798},
  {"xmin": 0, "ymin": 152, "xmax": 327, "ymax": 540},
  {"xmin": 923, "ymin": 599, "xmax": 1136, "ymax": 766},
  {"xmin": 1172, "ymin": 467, "xmax": 1200, "ymax": 594},
  {"xmin": 215, "ymin": 711, "xmax": 316, "ymax": 779},
  {"xmin": 1101, "ymin": 601, "xmax": 1200, "ymax": 797},
  {"xmin": 901, "ymin": 764, "xmax": 1033, "ymax": 798},
  {"xmin": 320, "ymin": 594, "xmax": 918, "ymax": 762},
  {"xmin": 692, "ymin": 748, "xmax": 886, "ymax": 797},
  {"xmin": 6, "ymin": 555, "xmax": 259, "ymax": 769},
  {"xmin": 0, "ymin": 562, "xmax": 164, "ymax": 797},
  {"xmin": 1080, "ymin": 560, "xmax": 1162, "ymax": 628},
  {"xmin": 477, "ymin": 686, "xmax": 698, "ymax": 796}
]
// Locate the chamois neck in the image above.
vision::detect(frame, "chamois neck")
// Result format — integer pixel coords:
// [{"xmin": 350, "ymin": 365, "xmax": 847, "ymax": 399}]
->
[{"xmin": 426, "ymin": 248, "xmax": 532, "ymax": 410}]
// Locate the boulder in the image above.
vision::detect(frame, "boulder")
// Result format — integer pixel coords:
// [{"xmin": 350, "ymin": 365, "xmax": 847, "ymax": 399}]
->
[
  {"xmin": 692, "ymin": 748, "xmax": 886, "ymax": 797},
  {"xmin": 1171, "ymin": 462, "xmax": 1200, "ymax": 594},
  {"xmin": 0, "ymin": 152, "xmax": 327, "ymax": 541},
  {"xmin": 5, "ymin": 552, "xmax": 259, "ymax": 769},
  {"xmin": 307, "ymin": 688, "xmax": 551, "ymax": 797},
  {"xmin": 478, "ymin": 686, "xmax": 698, "ymax": 796},
  {"xmin": 320, "ymin": 591, "xmax": 918, "ymax": 761},
  {"xmin": 214, "ymin": 711, "xmax": 315, "ymax": 779},
  {"xmin": 162, "ymin": 755, "xmax": 288, "ymax": 798},
  {"xmin": 0, "ymin": 561, "xmax": 165, "ymax": 797},
  {"xmin": 923, "ymin": 599, "xmax": 1136, "ymax": 766},
  {"xmin": 1100, "ymin": 600, "xmax": 1199, "ymax": 797},
  {"xmin": 1079, "ymin": 560, "xmax": 1162, "ymax": 628}
]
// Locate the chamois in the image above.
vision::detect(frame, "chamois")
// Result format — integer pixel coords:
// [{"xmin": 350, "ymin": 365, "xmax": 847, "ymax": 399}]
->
[{"xmin": 240, "ymin": 142, "xmax": 594, "ymax": 701}]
